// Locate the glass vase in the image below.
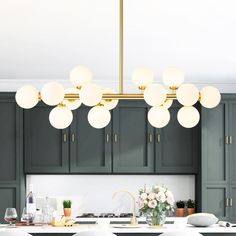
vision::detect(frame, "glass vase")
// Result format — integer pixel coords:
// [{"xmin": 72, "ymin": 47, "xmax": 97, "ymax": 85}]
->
[{"xmin": 146, "ymin": 211, "xmax": 166, "ymax": 227}]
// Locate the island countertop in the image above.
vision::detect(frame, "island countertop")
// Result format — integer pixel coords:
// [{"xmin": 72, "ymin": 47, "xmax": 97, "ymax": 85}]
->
[{"xmin": 1, "ymin": 219, "xmax": 235, "ymax": 236}]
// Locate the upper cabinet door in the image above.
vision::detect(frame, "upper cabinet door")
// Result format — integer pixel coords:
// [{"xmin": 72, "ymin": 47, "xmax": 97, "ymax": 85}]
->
[
  {"xmin": 113, "ymin": 101, "xmax": 154, "ymax": 173},
  {"xmin": 229, "ymin": 101, "xmax": 236, "ymax": 185},
  {"xmin": 0, "ymin": 94, "xmax": 21, "ymax": 183},
  {"xmin": 70, "ymin": 107, "xmax": 112, "ymax": 173},
  {"xmin": 201, "ymin": 101, "xmax": 228, "ymax": 184},
  {"xmin": 155, "ymin": 103, "xmax": 200, "ymax": 174},
  {"xmin": 24, "ymin": 103, "xmax": 69, "ymax": 173}
]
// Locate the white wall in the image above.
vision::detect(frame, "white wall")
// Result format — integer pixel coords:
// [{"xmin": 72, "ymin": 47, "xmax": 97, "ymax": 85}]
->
[
  {"xmin": 1, "ymin": 0, "xmax": 236, "ymax": 84},
  {"xmin": 27, "ymin": 175, "xmax": 195, "ymax": 216}
]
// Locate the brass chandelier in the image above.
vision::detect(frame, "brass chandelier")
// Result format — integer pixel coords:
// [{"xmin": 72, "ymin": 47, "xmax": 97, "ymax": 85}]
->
[{"xmin": 15, "ymin": 0, "xmax": 221, "ymax": 129}]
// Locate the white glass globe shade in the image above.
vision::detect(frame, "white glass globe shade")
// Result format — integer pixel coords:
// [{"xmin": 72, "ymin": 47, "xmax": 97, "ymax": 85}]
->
[
  {"xmin": 80, "ymin": 83, "xmax": 103, "ymax": 106},
  {"xmin": 200, "ymin": 86, "xmax": 221, "ymax": 108},
  {"xmin": 100, "ymin": 88, "xmax": 119, "ymax": 110},
  {"xmin": 144, "ymin": 84, "xmax": 167, "ymax": 106},
  {"xmin": 163, "ymin": 66, "xmax": 184, "ymax": 88},
  {"xmin": 63, "ymin": 88, "xmax": 81, "ymax": 110},
  {"xmin": 132, "ymin": 67, "xmax": 154, "ymax": 88},
  {"xmin": 49, "ymin": 106, "xmax": 73, "ymax": 129},
  {"xmin": 70, "ymin": 65, "xmax": 93, "ymax": 87},
  {"xmin": 41, "ymin": 82, "xmax": 64, "ymax": 106},
  {"xmin": 148, "ymin": 106, "xmax": 170, "ymax": 128},
  {"xmin": 88, "ymin": 106, "xmax": 111, "ymax": 129},
  {"xmin": 15, "ymin": 85, "xmax": 39, "ymax": 109},
  {"xmin": 177, "ymin": 106, "xmax": 200, "ymax": 128},
  {"xmin": 177, "ymin": 83, "xmax": 199, "ymax": 106},
  {"xmin": 162, "ymin": 99, "xmax": 173, "ymax": 109}
]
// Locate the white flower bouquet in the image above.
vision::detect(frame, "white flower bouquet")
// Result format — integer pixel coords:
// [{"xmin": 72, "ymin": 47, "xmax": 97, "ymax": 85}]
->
[{"xmin": 138, "ymin": 185, "xmax": 175, "ymax": 226}]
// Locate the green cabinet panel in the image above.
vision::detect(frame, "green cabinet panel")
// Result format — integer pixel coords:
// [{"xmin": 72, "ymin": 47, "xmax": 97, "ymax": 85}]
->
[
  {"xmin": 203, "ymin": 185, "xmax": 229, "ymax": 220},
  {"xmin": 70, "ymin": 107, "xmax": 112, "ymax": 173},
  {"xmin": 201, "ymin": 95, "xmax": 236, "ymax": 222},
  {"xmin": 0, "ymin": 98, "xmax": 17, "ymax": 182},
  {"xmin": 229, "ymin": 101, "xmax": 236, "ymax": 184},
  {"xmin": 23, "ymin": 100, "xmax": 199, "ymax": 174},
  {"xmin": 24, "ymin": 103, "xmax": 69, "ymax": 173},
  {"xmin": 201, "ymin": 102, "xmax": 228, "ymax": 183},
  {"xmin": 0, "ymin": 93, "xmax": 24, "ymax": 224},
  {"xmin": 155, "ymin": 103, "xmax": 199, "ymax": 174},
  {"xmin": 113, "ymin": 101, "xmax": 154, "ymax": 173}
]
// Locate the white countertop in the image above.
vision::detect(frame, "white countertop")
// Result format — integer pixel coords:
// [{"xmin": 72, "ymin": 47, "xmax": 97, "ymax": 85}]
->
[{"xmin": 1, "ymin": 217, "xmax": 236, "ymax": 234}]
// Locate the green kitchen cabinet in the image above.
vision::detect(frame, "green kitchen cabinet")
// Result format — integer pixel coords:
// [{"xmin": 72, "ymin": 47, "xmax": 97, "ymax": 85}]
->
[
  {"xmin": 24, "ymin": 100, "xmax": 199, "ymax": 174},
  {"xmin": 155, "ymin": 102, "xmax": 199, "ymax": 174},
  {"xmin": 201, "ymin": 102, "xmax": 228, "ymax": 184},
  {"xmin": 24, "ymin": 103, "xmax": 69, "ymax": 173},
  {"xmin": 229, "ymin": 101, "xmax": 236, "ymax": 185},
  {"xmin": 69, "ymin": 106, "xmax": 112, "ymax": 173},
  {"xmin": 112, "ymin": 101, "xmax": 198, "ymax": 174},
  {"xmin": 113, "ymin": 101, "xmax": 155, "ymax": 173},
  {"xmin": 228, "ymin": 100, "xmax": 236, "ymax": 222},
  {"xmin": 24, "ymin": 104, "xmax": 112, "ymax": 173},
  {"xmin": 0, "ymin": 93, "xmax": 24, "ymax": 222},
  {"xmin": 201, "ymin": 95, "xmax": 236, "ymax": 222},
  {"xmin": 202, "ymin": 185, "xmax": 229, "ymax": 221}
]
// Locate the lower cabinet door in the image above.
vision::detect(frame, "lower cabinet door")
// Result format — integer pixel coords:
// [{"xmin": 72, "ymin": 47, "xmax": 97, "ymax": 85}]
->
[
  {"xmin": 112, "ymin": 101, "xmax": 154, "ymax": 173},
  {"xmin": 69, "ymin": 107, "xmax": 112, "ymax": 173},
  {"xmin": 202, "ymin": 185, "xmax": 229, "ymax": 221},
  {"xmin": 24, "ymin": 103, "xmax": 69, "ymax": 173},
  {"xmin": 229, "ymin": 185, "xmax": 236, "ymax": 223}
]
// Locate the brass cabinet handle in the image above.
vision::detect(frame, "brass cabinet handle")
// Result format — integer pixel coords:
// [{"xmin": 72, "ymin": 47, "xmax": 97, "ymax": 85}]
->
[
  {"xmin": 114, "ymin": 134, "xmax": 118, "ymax": 143},
  {"xmin": 225, "ymin": 136, "xmax": 229, "ymax": 144},
  {"xmin": 148, "ymin": 133, "xmax": 153, "ymax": 143},
  {"xmin": 106, "ymin": 134, "xmax": 110, "ymax": 143},
  {"xmin": 226, "ymin": 198, "xmax": 229, "ymax": 207},
  {"xmin": 71, "ymin": 134, "xmax": 75, "ymax": 142},
  {"xmin": 229, "ymin": 136, "xmax": 233, "ymax": 144},
  {"xmin": 157, "ymin": 134, "xmax": 161, "ymax": 143},
  {"xmin": 63, "ymin": 133, "xmax": 67, "ymax": 143},
  {"xmin": 230, "ymin": 198, "xmax": 233, "ymax": 207}
]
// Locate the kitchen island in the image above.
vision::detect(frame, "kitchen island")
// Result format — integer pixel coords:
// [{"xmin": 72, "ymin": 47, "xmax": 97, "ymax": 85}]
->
[{"xmin": 0, "ymin": 222, "xmax": 235, "ymax": 236}]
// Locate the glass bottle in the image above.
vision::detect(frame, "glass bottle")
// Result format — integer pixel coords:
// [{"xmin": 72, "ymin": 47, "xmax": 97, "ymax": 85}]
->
[{"xmin": 26, "ymin": 184, "xmax": 36, "ymax": 223}]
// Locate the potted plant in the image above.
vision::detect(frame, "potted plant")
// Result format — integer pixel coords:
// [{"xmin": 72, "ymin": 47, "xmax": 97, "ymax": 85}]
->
[
  {"xmin": 63, "ymin": 200, "xmax": 72, "ymax": 217},
  {"xmin": 186, "ymin": 199, "xmax": 195, "ymax": 215},
  {"xmin": 175, "ymin": 200, "xmax": 185, "ymax": 217},
  {"xmin": 138, "ymin": 185, "xmax": 175, "ymax": 226}
]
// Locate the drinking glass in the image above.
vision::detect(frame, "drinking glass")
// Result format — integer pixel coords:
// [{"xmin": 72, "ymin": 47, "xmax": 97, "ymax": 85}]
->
[
  {"xmin": 4, "ymin": 208, "xmax": 17, "ymax": 226},
  {"xmin": 21, "ymin": 207, "xmax": 30, "ymax": 225}
]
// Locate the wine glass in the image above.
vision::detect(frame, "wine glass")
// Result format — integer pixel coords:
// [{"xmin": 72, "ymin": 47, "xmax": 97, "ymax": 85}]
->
[{"xmin": 4, "ymin": 208, "xmax": 17, "ymax": 226}]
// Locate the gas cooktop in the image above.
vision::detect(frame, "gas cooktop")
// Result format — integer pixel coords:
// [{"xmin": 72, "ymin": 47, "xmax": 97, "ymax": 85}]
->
[{"xmin": 77, "ymin": 213, "xmax": 139, "ymax": 218}]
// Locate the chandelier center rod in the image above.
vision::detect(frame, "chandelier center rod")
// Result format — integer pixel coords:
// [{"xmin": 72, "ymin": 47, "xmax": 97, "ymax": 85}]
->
[{"xmin": 119, "ymin": 0, "xmax": 124, "ymax": 94}]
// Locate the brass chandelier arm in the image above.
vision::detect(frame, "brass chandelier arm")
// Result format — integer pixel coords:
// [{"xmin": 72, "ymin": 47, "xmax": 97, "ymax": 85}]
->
[{"xmin": 62, "ymin": 93, "xmax": 177, "ymax": 100}]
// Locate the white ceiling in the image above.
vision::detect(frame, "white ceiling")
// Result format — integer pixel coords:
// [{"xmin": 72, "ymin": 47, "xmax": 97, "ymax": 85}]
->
[{"xmin": 0, "ymin": 0, "xmax": 236, "ymax": 92}]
